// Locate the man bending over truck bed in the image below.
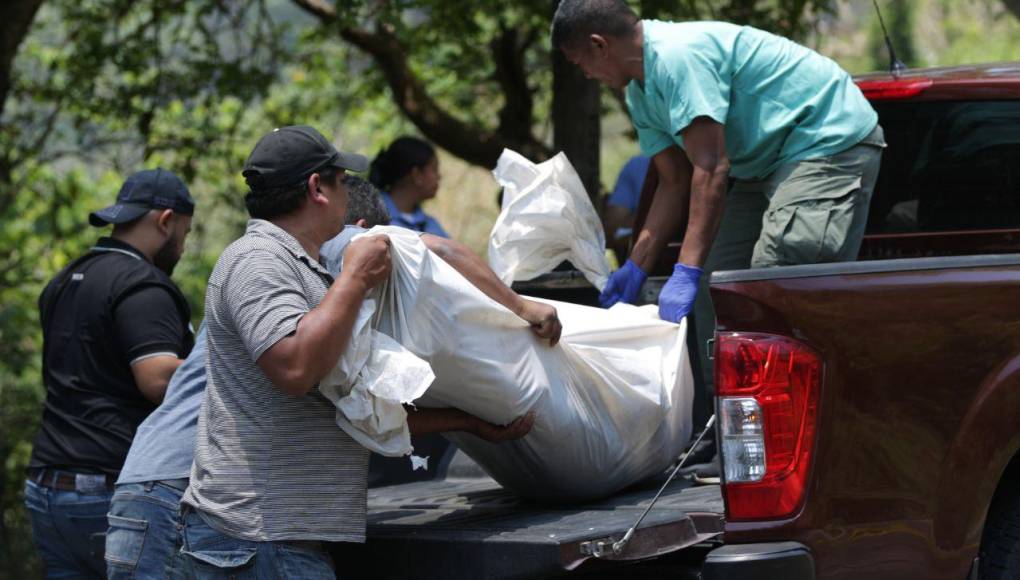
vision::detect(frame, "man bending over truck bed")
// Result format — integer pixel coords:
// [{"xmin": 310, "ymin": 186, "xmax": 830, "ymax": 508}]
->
[{"xmin": 553, "ymin": 0, "xmax": 885, "ymax": 397}]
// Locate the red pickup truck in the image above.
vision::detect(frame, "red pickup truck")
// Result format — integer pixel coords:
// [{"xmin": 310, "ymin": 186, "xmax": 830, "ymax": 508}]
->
[
  {"xmin": 702, "ymin": 62, "xmax": 1020, "ymax": 580},
  {"xmin": 338, "ymin": 62, "xmax": 1020, "ymax": 580}
]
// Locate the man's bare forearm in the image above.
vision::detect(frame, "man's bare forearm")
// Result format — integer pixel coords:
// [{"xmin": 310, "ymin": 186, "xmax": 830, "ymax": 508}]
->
[
  {"xmin": 422, "ymin": 235, "xmax": 526, "ymax": 316},
  {"xmin": 675, "ymin": 117, "xmax": 731, "ymax": 268},
  {"xmin": 678, "ymin": 165, "xmax": 728, "ymax": 268},
  {"xmin": 628, "ymin": 181, "xmax": 688, "ymax": 272},
  {"xmin": 405, "ymin": 406, "xmax": 476, "ymax": 436},
  {"xmin": 258, "ymin": 235, "xmax": 391, "ymax": 396},
  {"xmin": 289, "ymin": 276, "xmax": 370, "ymax": 378},
  {"xmin": 406, "ymin": 406, "xmax": 536, "ymax": 442},
  {"xmin": 257, "ymin": 274, "xmax": 370, "ymax": 395}
]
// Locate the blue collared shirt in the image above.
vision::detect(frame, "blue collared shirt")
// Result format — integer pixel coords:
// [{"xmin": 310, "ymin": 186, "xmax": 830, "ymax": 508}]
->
[
  {"xmin": 607, "ymin": 155, "xmax": 651, "ymax": 213},
  {"xmin": 118, "ymin": 322, "xmax": 207, "ymax": 485},
  {"xmin": 381, "ymin": 192, "xmax": 450, "ymax": 238}
]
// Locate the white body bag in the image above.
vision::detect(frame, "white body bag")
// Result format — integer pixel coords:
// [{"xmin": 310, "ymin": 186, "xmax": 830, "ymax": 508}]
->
[
  {"xmin": 489, "ymin": 149, "xmax": 611, "ymax": 291},
  {"xmin": 321, "ymin": 227, "xmax": 694, "ymax": 502}
]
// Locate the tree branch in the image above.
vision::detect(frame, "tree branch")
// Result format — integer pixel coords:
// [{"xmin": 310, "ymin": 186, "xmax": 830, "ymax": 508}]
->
[
  {"xmin": 1004, "ymin": 0, "xmax": 1020, "ymax": 19},
  {"xmin": 291, "ymin": 0, "xmax": 550, "ymax": 167}
]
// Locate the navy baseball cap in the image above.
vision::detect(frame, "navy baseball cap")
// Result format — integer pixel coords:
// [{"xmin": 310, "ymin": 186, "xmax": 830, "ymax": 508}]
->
[
  {"xmin": 242, "ymin": 125, "xmax": 368, "ymax": 192},
  {"xmin": 89, "ymin": 168, "xmax": 195, "ymax": 227}
]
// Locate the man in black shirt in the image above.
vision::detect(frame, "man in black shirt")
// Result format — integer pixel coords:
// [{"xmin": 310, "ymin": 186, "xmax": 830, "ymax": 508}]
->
[{"xmin": 24, "ymin": 168, "xmax": 195, "ymax": 579}]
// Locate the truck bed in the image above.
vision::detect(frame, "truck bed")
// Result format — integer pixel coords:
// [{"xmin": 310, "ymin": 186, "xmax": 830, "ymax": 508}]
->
[
  {"xmin": 333, "ymin": 274, "xmax": 721, "ymax": 579},
  {"xmin": 343, "ymin": 468, "xmax": 723, "ymax": 580}
]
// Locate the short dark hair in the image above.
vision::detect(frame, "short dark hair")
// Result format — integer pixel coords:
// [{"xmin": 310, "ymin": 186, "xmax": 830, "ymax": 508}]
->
[
  {"xmin": 368, "ymin": 136, "xmax": 436, "ymax": 191},
  {"xmin": 551, "ymin": 0, "xmax": 638, "ymax": 50},
  {"xmin": 344, "ymin": 176, "xmax": 390, "ymax": 227},
  {"xmin": 244, "ymin": 167, "xmax": 341, "ymax": 220}
]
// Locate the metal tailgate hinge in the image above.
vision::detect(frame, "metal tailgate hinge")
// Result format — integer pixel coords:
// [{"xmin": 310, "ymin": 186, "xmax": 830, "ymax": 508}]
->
[
  {"xmin": 579, "ymin": 538, "xmax": 618, "ymax": 558},
  {"xmin": 608, "ymin": 414, "xmax": 717, "ymax": 556}
]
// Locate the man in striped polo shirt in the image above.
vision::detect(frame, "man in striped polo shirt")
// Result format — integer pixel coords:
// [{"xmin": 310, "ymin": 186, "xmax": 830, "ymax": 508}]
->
[{"xmin": 178, "ymin": 126, "xmax": 546, "ymax": 579}]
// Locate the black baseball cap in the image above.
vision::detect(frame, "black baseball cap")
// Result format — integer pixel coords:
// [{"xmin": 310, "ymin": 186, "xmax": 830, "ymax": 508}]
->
[
  {"xmin": 89, "ymin": 168, "xmax": 195, "ymax": 227},
  {"xmin": 242, "ymin": 125, "xmax": 368, "ymax": 192}
]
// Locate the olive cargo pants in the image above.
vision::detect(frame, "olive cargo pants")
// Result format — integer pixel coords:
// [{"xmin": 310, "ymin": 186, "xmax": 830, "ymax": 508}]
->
[{"xmin": 689, "ymin": 126, "xmax": 885, "ymax": 427}]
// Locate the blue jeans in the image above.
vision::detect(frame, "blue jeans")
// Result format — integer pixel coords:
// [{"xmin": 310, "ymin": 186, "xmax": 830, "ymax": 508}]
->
[
  {"xmin": 24, "ymin": 478, "xmax": 113, "ymax": 579},
  {"xmin": 105, "ymin": 479, "xmax": 188, "ymax": 579},
  {"xmin": 177, "ymin": 509, "xmax": 335, "ymax": 579}
]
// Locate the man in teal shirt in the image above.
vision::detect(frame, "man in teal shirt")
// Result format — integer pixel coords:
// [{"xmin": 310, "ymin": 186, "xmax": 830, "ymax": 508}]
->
[{"xmin": 553, "ymin": 0, "xmax": 884, "ymax": 392}]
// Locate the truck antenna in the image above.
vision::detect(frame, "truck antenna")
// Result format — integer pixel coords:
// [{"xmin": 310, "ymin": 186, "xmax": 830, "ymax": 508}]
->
[{"xmin": 872, "ymin": 0, "xmax": 907, "ymax": 77}]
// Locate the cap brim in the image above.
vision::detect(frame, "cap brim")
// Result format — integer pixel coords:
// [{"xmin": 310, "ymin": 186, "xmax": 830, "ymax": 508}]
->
[
  {"xmin": 88, "ymin": 203, "xmax": 151, "ymax": 227},
  {"xmin": 333, "ymin": 151, "xmax": 369, "ymax": 173}
]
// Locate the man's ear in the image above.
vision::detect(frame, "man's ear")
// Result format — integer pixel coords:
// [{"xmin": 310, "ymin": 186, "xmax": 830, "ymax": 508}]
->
[
  {"xmin": 155, "ymin": 209, "xmax": 175, "ymax": 235},
  {"xmin": 307, "ymin": 173, "xmax": 329, "ymax": 206},
  {"xmin": 590, "ymin": 33, "xmax": 610, "ymax": 56},
  {"xmin": 356, "ymin": 218, "xmax": 369, "ymax": 228}
]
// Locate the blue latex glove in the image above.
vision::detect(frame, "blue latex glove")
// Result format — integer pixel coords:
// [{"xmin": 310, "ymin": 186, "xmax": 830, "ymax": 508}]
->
[
  {"xmin": 658, "ymin": 263, "xmax": 703, "ymax": 323},
  {"xmin": 599, "ymin": 259, "xmax": 648, "ymax": 308}
]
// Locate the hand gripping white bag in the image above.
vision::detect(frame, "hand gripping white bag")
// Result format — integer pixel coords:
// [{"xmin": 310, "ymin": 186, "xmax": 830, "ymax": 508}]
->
[
  {"xmin": 489, "ymin": 149, "xmax": 611, "ymax": 291},
  {"xmin": 324, "ymin": 226, "xmax": 694, "ymax": 502}
]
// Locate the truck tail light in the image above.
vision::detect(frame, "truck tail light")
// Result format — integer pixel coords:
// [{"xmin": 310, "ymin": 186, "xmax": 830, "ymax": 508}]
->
[
  {"xmin": 856, "ymin": 78, "xmax": 933, "ymax": 100},
  {"xmin": 715, "ymin": 333, "xmax": 822, "ymax": 520}
]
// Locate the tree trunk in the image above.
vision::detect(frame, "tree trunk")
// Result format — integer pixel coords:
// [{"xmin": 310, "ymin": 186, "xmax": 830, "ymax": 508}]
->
[
  {"xmin": 0, "ymin": 0, "xmax": 44, "ymax": 119},
  {"xmin": 0, "ymin": 444, "xmax": 8, "ymax": 573},
  {"xmin": 551, "ymin": 35, "xmax": 601, "ymax": 202},
  {"xmin": 1005, "ymin": 0, "xmax": 1020, "ymax": 20}
]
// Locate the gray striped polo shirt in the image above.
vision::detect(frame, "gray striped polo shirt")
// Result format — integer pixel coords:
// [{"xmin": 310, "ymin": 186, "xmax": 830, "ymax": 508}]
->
[{"xmin": 181, "ymin": 219, "xmax": 369, "ymax": 542}]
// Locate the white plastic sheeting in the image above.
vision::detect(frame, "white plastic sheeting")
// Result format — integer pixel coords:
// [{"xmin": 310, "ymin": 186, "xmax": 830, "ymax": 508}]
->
[
  {"xmin": 489, "ymin": 149, "xmax": 611, "ymax": 291},
  {"xmin": 317, "ymin": 296, "xmax": 434, "ymax": 457},
  {"xmin": 323, "ymin": 226, "xmax": 694, "ymax": 502}
]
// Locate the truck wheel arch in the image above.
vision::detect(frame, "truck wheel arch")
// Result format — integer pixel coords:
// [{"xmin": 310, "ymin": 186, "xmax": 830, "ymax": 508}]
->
[
  {"xmin": 978, "ymin": 453, "xmax": 1020, "ymax": 579},
  {"xmin": 933, "ymin": 354, "xmax": 1020, "ymax": 552}
]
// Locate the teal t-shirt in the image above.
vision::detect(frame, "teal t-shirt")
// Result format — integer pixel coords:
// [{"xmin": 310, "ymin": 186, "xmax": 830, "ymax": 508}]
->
[{"xmin": 625, "ymin": 20, "xmax": 878, "ymax": 180}]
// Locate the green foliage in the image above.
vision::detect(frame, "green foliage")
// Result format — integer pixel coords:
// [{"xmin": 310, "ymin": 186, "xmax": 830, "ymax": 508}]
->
[
  {"xmin": 0, "ymin": 1, "xmax": 288, "ymax": 573},
  {"xmin": 867, "ymin": 0, "xmax": 917, "ymax": 71},
  {"xmin": 639, "ymin": 0, "xmax": 835, "ymax": 39},
  {"xmin": 838, "ymin": 0, "xmax": 1020, "ymax": 74},
  {"xmin": 395, "ymin": 2, "xmax": 545, "ymax": 120},
  {"xmin": 931, "ymin": 0, "xmax": 1020, "ymax": 66},
  {"xmin": 0, "ymin": 163, "xmax": 108, "ymax": 578}
]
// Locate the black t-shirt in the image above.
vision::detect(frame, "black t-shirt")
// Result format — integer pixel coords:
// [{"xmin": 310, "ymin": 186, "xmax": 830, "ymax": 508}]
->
[{"xmin": 28, "ymin": 237, "xmax": 194, "ymax": 475}]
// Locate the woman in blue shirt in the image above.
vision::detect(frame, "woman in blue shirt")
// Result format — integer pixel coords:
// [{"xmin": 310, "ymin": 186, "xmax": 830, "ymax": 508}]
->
[{"xmin": 369, "ymin": 136, "xmax": 450, "ymax": 238}]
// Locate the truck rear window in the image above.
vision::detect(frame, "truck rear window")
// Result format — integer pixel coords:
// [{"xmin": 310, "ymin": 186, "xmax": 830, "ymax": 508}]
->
[{"xmin": 866, "ymin": 101, "xmax": 1020, "ymax": 234}]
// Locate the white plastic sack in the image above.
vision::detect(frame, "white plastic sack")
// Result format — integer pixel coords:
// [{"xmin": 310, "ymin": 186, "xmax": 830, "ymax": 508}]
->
[
  {"xmin": 318, "ymin": 283, "xmax": 435, "ymax": 458},
  {"xmin": 329, "ymin": 226, "xmax": 693, "ymax": 502},
  {"xmin": 489, "ymin": 149, "xmax": 612, "ymax": 291}
]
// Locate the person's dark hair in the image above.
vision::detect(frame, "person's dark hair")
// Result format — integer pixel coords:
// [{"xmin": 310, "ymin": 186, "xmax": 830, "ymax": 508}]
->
[
  {"xmin": 344, "ymin": 176, "xmax": 390, "ymax": 227},
  {"xmin": 368, "ymin": 136, "xmax": 436, "ymax": 191},
  {"xmin": 244, "ymin": 167, "xmax": 341, "ymax": 220},
  {"xmin": 551, "ymin": 0, "xmax": 638, "ymax": 51}
]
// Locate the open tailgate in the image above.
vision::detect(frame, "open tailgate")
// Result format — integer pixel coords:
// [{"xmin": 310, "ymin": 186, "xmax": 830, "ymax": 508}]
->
[{"xmin": 340, "ymin": 474, "xmax": 722, "ymax": 580}]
